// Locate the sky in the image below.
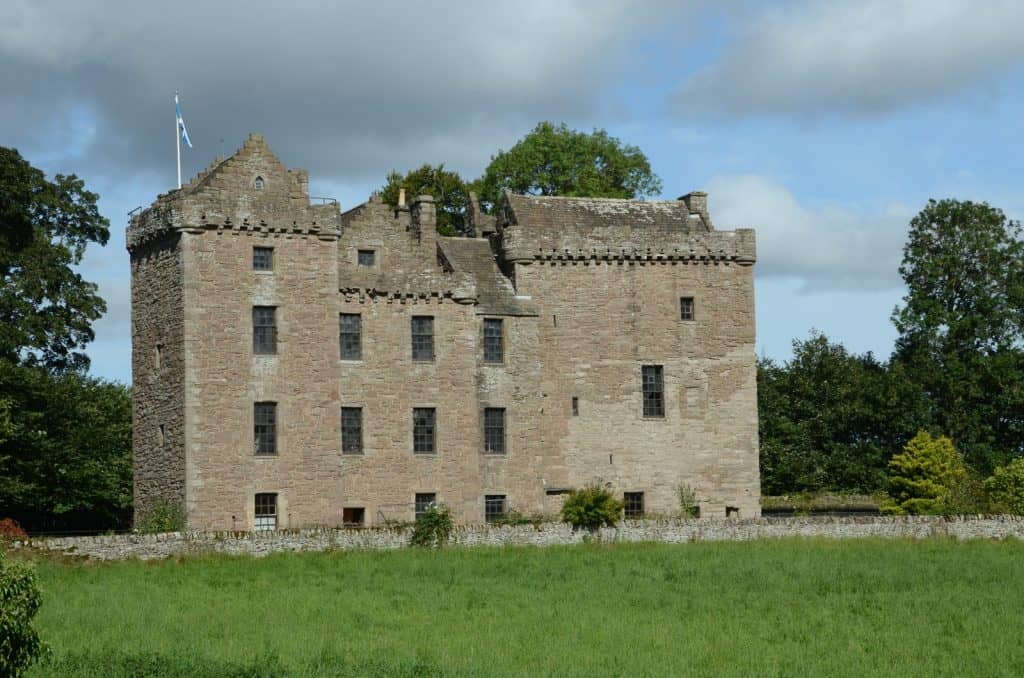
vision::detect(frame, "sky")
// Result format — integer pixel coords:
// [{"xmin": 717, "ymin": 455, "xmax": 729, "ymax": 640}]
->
[{"xmin": 3, "ymin": 0, "xmax": 1023, "ymax": 384}]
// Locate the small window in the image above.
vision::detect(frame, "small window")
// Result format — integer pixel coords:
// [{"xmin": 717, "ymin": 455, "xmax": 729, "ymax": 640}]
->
[
  {"xmin": 624, "ymin": 492, "xmax": 645, "ymax": 518},
  {"xmin": 253, "ymin": 306, "xmax": 277, "ymax": 355},
  {"xmin": 680, "ymin": 296, "xmax": 695, "ymax": 321},
  {"xmin": 253, "ymin": 176, "xmax": 265, "ymax": 190},
  {"xmin": 483, "ymin": 408, "xmax": 505, "ymax": 454},
  {"xmin": 485, "ymin": 495, "xmax": 507, "ymax": 523},
  {"xmin": 413, "ymin": 407, "xmax": 436, "ymax": 454},
  {"xmin": 571, "ymin": 397, "xmax": 579, "ymax": 416},
  {"xmin": 726, "ymin": 506, "xmax": 740, "ymax": 519},
  {"xmin": 411, "ymin": 316, "xmax": 434, "ymax": 362},
  {"xmin": 254, "ymin": 402, "xmax": 277, "ymax": 455},
  {"xmin": 483, "ymin": 318, "xmax": 503, "ymax": 363},
  {"xmin": 357, "ymin": 249, "xmax": 375, "ymax": 267},
  {"xmin": 642, "ymin": 365, "xmax": 665, "ymax": 418},
  {"xmin": 155, "ymin": 343, "xmax": 163, "ymax": 368},
  {"xmin": 254, "ymin": 493, "xmax": 277, "ymax": 531},
  {"xmin": 342, "ymin": 507, "xmax": 365, "ymax": 526},
  {"xmin": 415, "ymin": 493, "xmax": 437, "ymax": 520},
  {"xmin": 158, "ymin": 424, "xmax": 165, "ymax": 447},
  {"xmin": 341, "ymin": 407, "xmax": 363, "ymax": 454},
  {"xmin": 253, "ymin": 246, "xmax": 273, "ymax": 270},
  {"xmin": 339, "ymin": 313, "xmax": 361, "ymax": 360}
]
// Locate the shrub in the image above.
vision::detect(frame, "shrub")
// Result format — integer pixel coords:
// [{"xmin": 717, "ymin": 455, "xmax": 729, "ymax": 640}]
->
[
  {"xmin": 561, "ymin": 484, "xmax": 624, "ymax": 530},
  {"xmin": 880, "ymin": 431, "xmax": 969, "ymax": 515},
  {"xmin": 984, "ymin": 457, "xmax": 1024, "ymax": 514},
  {"xmin": 676, "ymin": 484, "xmax": 699, "ymax": 518},
  {"xmin": 0, "ymin": 549, "xmax": 45, "ymax": 676},
  {"xmin": 409, "ymin": 504, "xmax": 453, "ymax": 548},
  {"xmin": 0, "ymin": 519, "xmax": 28, "ymax": 541},
  {"xmin": 134, "ymin": 500, "xmax": 186, "ymax": 534}
]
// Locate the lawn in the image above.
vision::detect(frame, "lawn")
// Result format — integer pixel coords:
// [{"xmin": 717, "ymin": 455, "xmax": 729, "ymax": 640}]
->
[{"xmin": 22, "ymin": 538, "xmax": 1024, "ymax": 676}]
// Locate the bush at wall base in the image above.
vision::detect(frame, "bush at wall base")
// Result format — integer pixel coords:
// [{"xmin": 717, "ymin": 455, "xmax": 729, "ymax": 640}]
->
[
  {"xmin": 561, "ymin": 484, "xmax": 624, "ymax": 530},
  {"xmin": 409, "ymin": 504, "xmax": 453, "ymax": 548},
  {"xmin": 0, "ymin": 549, "xmax": 45, "ymax": 677}
]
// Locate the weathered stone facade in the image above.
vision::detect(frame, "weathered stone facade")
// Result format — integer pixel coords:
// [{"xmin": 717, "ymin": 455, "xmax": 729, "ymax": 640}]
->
[{"xmin": 128, "ymin": 133, "xmax": 760, "ymax": 531}]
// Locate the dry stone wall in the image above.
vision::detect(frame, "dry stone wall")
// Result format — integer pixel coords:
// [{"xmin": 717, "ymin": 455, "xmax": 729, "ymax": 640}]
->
[{"xmin": 16, "ymin": 516, "xmax": 1024, "ymax": 561}]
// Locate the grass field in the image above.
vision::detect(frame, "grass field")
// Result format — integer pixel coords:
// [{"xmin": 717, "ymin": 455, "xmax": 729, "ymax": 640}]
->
[{"xmin": 21, "ymin": 538, "xmax": 1024, "ymax": 676}]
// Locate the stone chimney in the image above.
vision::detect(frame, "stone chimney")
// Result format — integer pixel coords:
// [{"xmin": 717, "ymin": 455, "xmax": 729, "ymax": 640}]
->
[
  {"xmin": 398, "ymin": 188, "xmax": 406, "ymax": 208},
  {"xmin": 679, "ymin": 191, "xmax": 712, "ymax": 230},
  {"xmin": 412, "ymin": 195, "xmax": 436, "ymax": 250}
]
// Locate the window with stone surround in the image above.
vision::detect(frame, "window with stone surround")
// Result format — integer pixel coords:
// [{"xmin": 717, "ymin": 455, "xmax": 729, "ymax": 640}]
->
[
  {"xmin": 415, "ymin": 492, "xmax": 437, "ymax": 520},
  {"xmin": 413, "ymin": 407, "xmax": 436, "ymax": 453},
  {"xmin": 254, "ymin": 402, "xmax": 277, "ymax": 455},
  {"xmin": 572, "ymin": 396, "xmax": 579, "ymax": 416},
  {"xmin": 411, "ymin": 316, "xmax": 434, "ymax": 362},
  {"xmin": 341, "ymin": 407, "xmax": 363, "ymax": 454},
  {"xmin": 357, "ymin": 249, "xmax": 375, "ymax": 267},
  {"xmin": 642, "ymin": 365, "xmax": 665, "ymax": 418},
  {"xmin": 483, "ymin": 407, "xmax": 505, "ymax": 454},
  {"xmin": 252, "ymin": 306, "xmax": 277, "ymax": 354},
  {"xmin": 253, "ymin": 246, "xmax": 273, "ymax": 271},
  {"xmin": 484, "ymin": 495, "xmax": 507, "ymax": 523},
  {"xmin": 624, "ymin": 492, "xmax": 645, "ymax": 518},
  {"xmin": 254, "ymin": 493, "xmax": 277, "ymax": 531},
  {"xmin": 339, "ymin": 313, "xmax": 361, "ymax": 360},
  {"xmin": 342, "ymin": 507, "xmax": 365, "ymax": 526},
  {"xmin": 680, "ymin": 296, "xmax": 695, "ymax": 321},
  {"xmin": 253, "ymin": 176, "xmax": 265, "ymax": 190},
  {"xmin": 483, "ymin": 318, "xmax": 503, "ymax": 363}
]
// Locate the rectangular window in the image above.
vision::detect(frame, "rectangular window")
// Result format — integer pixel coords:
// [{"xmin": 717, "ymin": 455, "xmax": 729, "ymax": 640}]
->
[
  {"xmin": 339, "ymin": 313, "xmax": 362, "ymax": 360},
  {"xmin": 254, "ymin": 402, "xmax": 277, "ymax": 455},
  {"xmin": 484, "ymin": 495, "xmax": 507, "ymax": 523},
  {"xmin": 357, "ymin": 249, "xmax": 375, "ymax": 267},
  {"xmin": 642, "ymin": 365, "xmax": 665, "ymax": 417},
  {"xmin": 680, "ymin": 296, "xmax": 695, "ymax": 321},
  {"xmin": 571, "ymin": 397, "xmax": 579, "ymax": 416},
  {"xmin": 254, "ymin": 493, "xmax": 277, "ymax": 531},
  {"xmin": 415, "ymin": 493, "xmax": 437, "ymax": 520},
  {"xmin": 341, "ymin": 407, "xmax": 363, "ymax": 454},
  {"xmin": 342, "ymin": 507, "xmax": 365, "ymax": 526},
  {"xmin": 413, "ymin": 407, "xmax": 436, "ymax": 454},
  {"xmin": 253, "ymin": 246, "xmax": 274, "ymax": 271},
  {"xmin": 624, "ymin": 492, "xmax": 645, "ymax": 518},
  {"xmin": 411, "ymin": 316, "xmax": 434, "ymax": 361},
  {"xmin": 483, "ymin": 407, "xmax": 505, "ymax": 454},
  {"xmin": 253, "ymin": 306, "xmax": 277, "ymax": 354},
  {"xmin": 483, "ymin": 318, "xmax": 503, "ymax": 363}
]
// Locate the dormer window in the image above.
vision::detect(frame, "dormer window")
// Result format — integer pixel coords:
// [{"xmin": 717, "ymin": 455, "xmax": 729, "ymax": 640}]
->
[{"xmin": 254, "ymin": 176, "xmax": 265, "ymax": 190}]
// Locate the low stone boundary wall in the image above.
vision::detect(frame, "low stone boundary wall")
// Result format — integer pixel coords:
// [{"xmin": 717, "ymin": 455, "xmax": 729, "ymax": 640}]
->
[{"xmin": 12, "ymin": 515, "xmax": 1024, "ymax": 561}]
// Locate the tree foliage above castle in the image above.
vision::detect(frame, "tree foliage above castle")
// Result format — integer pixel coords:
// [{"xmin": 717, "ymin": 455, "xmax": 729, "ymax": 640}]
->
[
  {"xmin": 381, "ymin": 164, "xmax": 467, "ymax": 237},
  {"xmin": 0, "ymin": 147, "xmax": 110, "ymax": 372},
  {"xmin": 892, "ymin": 199, "xmax": 1024, "ymax": 474},
  {"xmin": 474, "ymin": 122, "xmax": 663, "ymax": 213}
]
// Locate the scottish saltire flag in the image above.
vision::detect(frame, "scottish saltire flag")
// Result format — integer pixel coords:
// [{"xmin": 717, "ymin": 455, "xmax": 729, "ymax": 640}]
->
[{"xmin": 175, "ymin": 93, "xmax": 192, "ymax": 148}]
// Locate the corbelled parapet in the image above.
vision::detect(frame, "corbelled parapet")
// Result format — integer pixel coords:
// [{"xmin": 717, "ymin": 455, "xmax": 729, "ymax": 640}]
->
[
  {"xmin": 497, "ymin": 192, "xmax": 755, "ymax": 266},
  {"xmin": 127, "ymin": 133, "xmax": 341, "ymax": 251}
]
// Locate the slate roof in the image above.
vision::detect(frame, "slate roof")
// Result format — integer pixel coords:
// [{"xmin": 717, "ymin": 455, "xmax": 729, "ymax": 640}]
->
[
  {"xmin": 504, "ymin": 193, "xmax": 709, "ymax": 236},
  {"xmin": 437, "ymin": 237, "xmax": 537, "ymax": 316}
]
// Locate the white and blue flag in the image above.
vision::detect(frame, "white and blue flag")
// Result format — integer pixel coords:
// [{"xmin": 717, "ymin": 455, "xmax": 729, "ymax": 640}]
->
[{"xmin": 175, "ymin": 93, "xmax": 192, "ymax": 148}]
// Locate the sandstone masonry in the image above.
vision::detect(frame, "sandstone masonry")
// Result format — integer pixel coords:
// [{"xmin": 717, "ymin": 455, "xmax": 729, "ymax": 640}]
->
[{"xmin": 128, "ymin": 133, "xmax": 760, "ymax": 531}]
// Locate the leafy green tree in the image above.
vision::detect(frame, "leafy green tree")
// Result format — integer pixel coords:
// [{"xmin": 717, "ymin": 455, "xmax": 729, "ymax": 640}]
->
[
  {"xmin": 893, "ymin": 199, "xmax": 1024, "ymax": 474},
  {"xmin": 758, "ymin": 332, "xmax": 930, "ymax": 495},
  {"xmin": 0, "ymin": 362, "xmax": 132, "ymax": 532},
  {"xmin": 380, "ymin": 164, "xmax": 468, "ymax": 236},
  {"xmin": 0, "ymin": 147, "xmax": 110, "ymax": 372},
  {"xmin": 881, "ymin": 431, "xmax": 969, "ymax": 515},
  {"xmin": 561, "ymin": 484, "xmax": 624, "ymax": 530},
  {"xmin": 474, "ymin": 122, "xmax": 663, "ymax": 212},
  {"xmin": 984, "ymin": 457, "xmax": 1024, "ymax": 514},
  {"xmin": 409, "ymin": 504, "xmax": 453, "ymax": 548},
  {"xmin": 0, "ymin": 549, "xmax": 45, "ymax": 676}
]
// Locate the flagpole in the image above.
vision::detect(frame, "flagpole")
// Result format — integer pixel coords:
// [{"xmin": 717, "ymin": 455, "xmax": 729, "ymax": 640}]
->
[{"xmin": 175, "ymin": 91, "xmax": 182, "ymax": 189}]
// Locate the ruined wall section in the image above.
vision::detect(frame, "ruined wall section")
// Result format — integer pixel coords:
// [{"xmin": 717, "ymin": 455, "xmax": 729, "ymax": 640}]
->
[{"xmin": 130, "ymin": 234, "xmax": 186, "ymax": 525}]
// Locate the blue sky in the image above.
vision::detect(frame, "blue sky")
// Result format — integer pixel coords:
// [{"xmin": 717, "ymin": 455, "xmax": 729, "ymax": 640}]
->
[{"xmin": 3, "ymin": 0, "xmax": 1023, "ymax": 384}]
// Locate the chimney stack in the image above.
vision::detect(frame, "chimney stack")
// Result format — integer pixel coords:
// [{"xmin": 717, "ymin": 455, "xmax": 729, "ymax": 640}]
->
[
  {"xmin": 412, "ymin": 195, "xmax": 436, "ymax": 251},
  {"xmin": 398, "ymin": 188, "xmax": 406, "ymax": 208}
]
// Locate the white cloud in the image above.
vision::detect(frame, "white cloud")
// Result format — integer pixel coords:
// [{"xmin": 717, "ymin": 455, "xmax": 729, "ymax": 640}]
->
[
  {"xmin": 706, "ymin": 174, "xmax": 909, "ymax": 291},
  {"xmin": 669, "ymin": 0, "xmax": 1024, "ymax": 118}
]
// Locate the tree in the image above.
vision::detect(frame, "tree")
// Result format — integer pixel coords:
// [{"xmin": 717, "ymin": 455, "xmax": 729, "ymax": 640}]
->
[
  {"xmin": 984, "ymin": 457, "xmax": 1024, "ymax": 514},
  {"xmin": 561, "ymin": 484, "xmax": 624, "ymax": 530},
  {"xmin": 0, "ymin": 549, "xmax": 45, "ymax": 676},
  {"xmin": 758, "ymin": 332, "xmax": 930, "ymax": 495},
  {"xmin": 380, "ymin": 164, "xmax": 468, "ymax": 236},
  {"xmin": 881, "ymin": 431, "xmax": 969, "ymax": 515},
  {"xmin": 893, "ymin": 199, "xmax": 1024, "ymax": 474},
  {"xmin": 0, "ymin": 147, "xmax": 110, "ymax": 372},
  {"xmin": 474, "ymin": 122, "xmax": 663, "ymax": 212}
]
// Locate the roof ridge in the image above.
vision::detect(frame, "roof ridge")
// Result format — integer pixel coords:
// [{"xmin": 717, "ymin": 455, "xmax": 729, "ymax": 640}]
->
[{"xmin": 509, "ymin": 193, "xmax": 680, "ymax": 204}]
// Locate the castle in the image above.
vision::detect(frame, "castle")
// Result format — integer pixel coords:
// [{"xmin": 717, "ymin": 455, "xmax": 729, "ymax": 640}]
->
[{"xmin": 128, "ymin": 133, "xmax": 760, "ymax": 531}]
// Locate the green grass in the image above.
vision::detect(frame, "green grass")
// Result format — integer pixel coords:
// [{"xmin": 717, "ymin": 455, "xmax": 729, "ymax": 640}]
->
[{"xmin": 21, "ymin": 539, "xmax": 1024, "ymax": 676}]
